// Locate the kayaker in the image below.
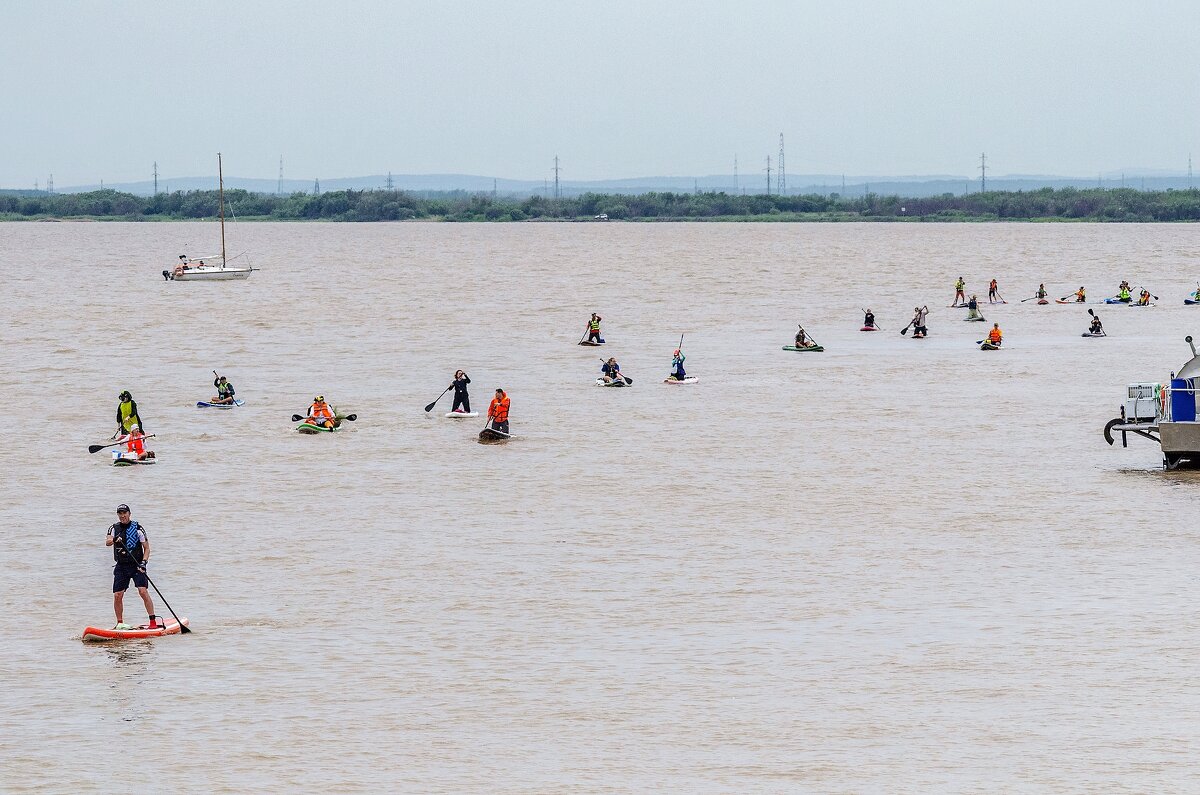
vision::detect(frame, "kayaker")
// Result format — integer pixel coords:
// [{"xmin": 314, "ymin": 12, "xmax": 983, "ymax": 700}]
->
[
  {"xmin": 600, "ymin": 357, "xmax": 622, "ymax": 383},
  {"xmin": 986, "ymin": 323, "xmax": 1003, "ymax": 347},
  {"xmin": 450, "ymin": 370, "xmax": 471, "ymax": 414},
  {"xmin": 1137, "ymin": 289, "xmax": 1151, "ymax": 306},
  {"xmin": 105, "ymin": 504, "xmax": 160, "ymax": 631},
  {"xmin": 211, "ymin": 373, "xmax": 236, "ymax": 405},
  {"xmin": 115, "ymin": 391, "xmax": 144, "ymax": 437},
  {"xmin": 988, "ymin": 278, "xmax": 1000, "ymax": 303},
  {"xmin": 669, "ymin": 348, "xmax": 686, "ymax": 380},
  {"xmin": 863, "ymin": 309, "xmax": 876, "ymax": 329},
  {"xmin": 585, "ymin": 313, "xmax": 603, "ymax": 344},
  {"xmin": 1089, "ymin": 315, "xmax": 1104, "ymax": 335},
  {"xmin": 794, "ymin": 324, "xmax": 812, "ymax": 348},
  {"xmin": 953, "ymin": 277, "xmax": 966, "ymax": 306},
  {"xmin": 487, "ymin": 388, "xmax": 510, "ymax": 434},
  {"xmin": 306, "ymin": 395, "xmax": 336, "ymax": 429},
  {"xmin": 1035, "ymin": 284, "xmax": 1048, "ymax": 300},
  {"xmin": 910, "ymin": 305, "xmax": 929, "ymax": 337},
  {"xmin": 1075, "ymin": 286, "xmax": 1086, "ymax": 303}
]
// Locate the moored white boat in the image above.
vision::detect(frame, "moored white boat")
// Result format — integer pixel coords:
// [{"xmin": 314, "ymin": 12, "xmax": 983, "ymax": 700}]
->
[{"xmin": 162, "ymin": 153, "xmax": 254, "ymax": 282}]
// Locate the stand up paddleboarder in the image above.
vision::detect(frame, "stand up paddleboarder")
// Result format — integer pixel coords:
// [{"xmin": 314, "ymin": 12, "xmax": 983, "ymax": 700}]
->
[{"xmin": 105, "ymin": 504, "xmax": 161, "ymax": 631}]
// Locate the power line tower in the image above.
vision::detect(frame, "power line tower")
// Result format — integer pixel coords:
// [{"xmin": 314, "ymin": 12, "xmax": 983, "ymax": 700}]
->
[
  {"xmin": 553, "ymin": 156, "xmax": 561, "ymax": 199},
  {"xmin": 386, "ymin": 171, "xmax": 394, "ymax": 191},
  {"xmin": 277, "ymin": 156, "xmax": 284, "ymax": 195},
  {"xmin": 492, "ymin": 178, "xmax": 497, "ymax": 198},
  {"xmin": 733, "ymin": 153, "xmax": 739, "ymax": 194},
  {"xmin": 47, "ymin": 174, "xmax": 54, "ymax": 193},
  {"xmin": 777, "ymin": 133, "xmax": 786, "ymax": 196},
  {"xmin": 153, "ymin": 161, "xmax": 158, "ymax": 195},
  {"xmin": 764, "ymin": 155, "xmax": 772, "ymax": 196},
  {"xmin": 979, "ymin": 152, "xmax": 987, "ymax": 193},
  {"xmin": 313, "ymin": 177, "xmax": 320, "ymax": 195},
  {"xmin": 1189, "ymin": 155, "xmax": 1193, "ymax": 189}
]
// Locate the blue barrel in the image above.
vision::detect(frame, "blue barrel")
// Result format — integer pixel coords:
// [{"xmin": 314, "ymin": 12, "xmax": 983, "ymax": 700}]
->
[{"xmin": 1170, "ymin": 378, "xmax": 1196, "ymax": 422}]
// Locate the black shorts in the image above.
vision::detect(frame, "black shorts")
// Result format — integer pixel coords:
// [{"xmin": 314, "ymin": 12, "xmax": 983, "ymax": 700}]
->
[{"xmin": 113, "ymin": 563, "xmax": 148, "ymax": 592}]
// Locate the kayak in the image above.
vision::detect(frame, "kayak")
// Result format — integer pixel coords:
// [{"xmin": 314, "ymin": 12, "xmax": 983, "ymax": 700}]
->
[
  {"xmin": 196, "ymin": 399, "xmax": 244, "ymax": 408},
  {"xmin": 112, "ymin": 451, "xmax": 156, "ymax": 466},
  {"xmin": 443, "ymin": 410, "xmax": 479, "ymax": 418},
  {"xmin": 1036, "ymin": 299, "xmax": 1049, "ymax": 305},
  {"xmin": 1104, "ymin": 298, "xmax": 1131, "ymax": 304},
  {"xmin": 578, "ymin": 340, "xmax": 606, "ymax": 346},
  {"xmin": 478, "ymin": 427, "xmax": 512, "ymax": 443},
  {"xmin": 1081, "ymin": 332, "xmax": 1107, "ymax": 337},
  {"xmin": 860, "ymin": 325, "xmax": 879, "ymax": 331},
  {"xmin": 82, "ymin": 617, "xmax": 188, "ymax": 642},
  {"xmin": 297, "ymin": 422, "xmax": 338, "ymax": 434},
  {"xmin": 782, "ymin": 345, "xmax": 824, "ymax": 352},
  {"xmin": 663, "ymin": 376, "xmax": 699, "ymax": 384},
  {"xmin": 980, "ymin": 342, "xmax": 1002, "ymax": 350},
  {"xmin": 595, "ymin": 378, "xmax": 630, "ymax": 387}
]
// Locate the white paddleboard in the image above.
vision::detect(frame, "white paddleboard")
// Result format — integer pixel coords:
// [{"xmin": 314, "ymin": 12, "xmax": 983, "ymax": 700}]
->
[
  {"xmin": 663, "ymin": 377, "xmax": 699, "ymax": 385},
  {"xmin": 444, "ymin": 411, "xmax": 479, "ymax": 418}
]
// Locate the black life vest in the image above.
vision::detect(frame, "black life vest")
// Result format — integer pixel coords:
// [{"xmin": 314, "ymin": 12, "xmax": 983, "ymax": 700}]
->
[{"xmin": 111, "ymin": 521, "xmax": 144, "ymax": 565}]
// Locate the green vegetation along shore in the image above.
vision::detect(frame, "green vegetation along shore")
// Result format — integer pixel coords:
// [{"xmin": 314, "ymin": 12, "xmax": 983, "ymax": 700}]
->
[{"xmin": 5, "ymin": 186, "xmax": 1200, "ymax": 222}]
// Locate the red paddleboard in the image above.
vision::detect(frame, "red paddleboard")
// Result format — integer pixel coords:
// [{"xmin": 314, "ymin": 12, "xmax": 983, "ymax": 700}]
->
[
  {"xmin": 82, "ymin": 617, "xmax": 188, "ymax": 642},
  {"xmin": 860, "ymin": 326, "xmax": 879, "ymax": 331}
]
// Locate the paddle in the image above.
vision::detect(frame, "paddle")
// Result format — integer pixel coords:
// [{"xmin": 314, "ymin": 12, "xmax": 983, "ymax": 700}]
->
[
  {"xmin": 424, "ymin": 386, "xmax": 452, "ymax": 412},
  {"xmin": 577, "ymin": 328, "xmax": 589, "ymax": 345},
  {"xmin": 861, "ymin": 309, "xmax": 882, "ymax": 330},
  {"xmin": 1134, "ymin": 286, "xmax": 1160, "ymax": 301},
  {"xmin": 598, "ymin": 358, "xmax": 632, "ymax": 385},
  {"xmin": 291, "ymin": 413, "xmax": 357, "ymax": 422},
  {"xmin": 117, "ymin": 547, "xmax": 191, "ymax": 634},
  {"xmin": 900, "ymin": 319, "xmax": 912, "ymax": 336},
  {"xmin": 89, "ymin": 435, "xmax": 156, "ymax": 454}
]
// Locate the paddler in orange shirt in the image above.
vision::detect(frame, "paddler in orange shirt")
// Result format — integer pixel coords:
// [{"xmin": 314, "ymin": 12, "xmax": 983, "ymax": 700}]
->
[
  {"xmin": 487, "ymin": 388, "xmax": 510, "ymax": 434},
  {"xmin": 306, "ymin": 395, "xmax": 336, "ymax": 429}
]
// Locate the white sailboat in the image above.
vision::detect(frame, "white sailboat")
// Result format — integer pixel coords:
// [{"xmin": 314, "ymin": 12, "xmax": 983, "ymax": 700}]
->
[{"xmin": 163, "ymin": 153, "xmax": 254, "ymax": 282}]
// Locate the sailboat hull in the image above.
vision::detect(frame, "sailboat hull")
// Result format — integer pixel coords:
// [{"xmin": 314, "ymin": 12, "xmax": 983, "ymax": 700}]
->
[{"xmin": 170, "ymin": 267, "xmax": 252, "ymax": 281}]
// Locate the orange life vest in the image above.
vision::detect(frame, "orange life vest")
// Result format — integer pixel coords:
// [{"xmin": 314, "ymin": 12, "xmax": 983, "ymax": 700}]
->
[
  {"xmin": 988, "ymin": 327, "xmax": 1002, "ymax": 343},
  {"xmin": 310, "ymin": 402, "xmax": 333, "ymax": 419},
  {"xmin": 489, "ymin": 396, "xmax": 510, "ymax": 423}
]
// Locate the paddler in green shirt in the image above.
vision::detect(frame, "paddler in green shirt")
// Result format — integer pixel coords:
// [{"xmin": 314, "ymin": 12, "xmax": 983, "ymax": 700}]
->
[{"xmin": 115, "ymin": 391, "xmax": 145, "ymax": 436}]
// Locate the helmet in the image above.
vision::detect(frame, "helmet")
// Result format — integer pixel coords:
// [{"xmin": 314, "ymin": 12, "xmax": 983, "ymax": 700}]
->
[
  {"xmin": 119, "ymin": 391, "xmax": 131, "ymax": 400},
  {"xmin": 314, "ymin": 395, "xmax": 325, "ymax": 402}
]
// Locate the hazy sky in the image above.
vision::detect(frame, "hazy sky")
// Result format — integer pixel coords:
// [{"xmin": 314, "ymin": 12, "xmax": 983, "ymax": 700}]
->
[{"xmin": 4, "ymin": 0, "xmax": 1199, "ymax": 186}]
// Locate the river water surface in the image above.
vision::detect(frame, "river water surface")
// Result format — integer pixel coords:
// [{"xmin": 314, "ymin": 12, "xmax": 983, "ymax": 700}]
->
[{"xmin": 2, "ymin": 222, "xmax": 1198, "ymax": 792}]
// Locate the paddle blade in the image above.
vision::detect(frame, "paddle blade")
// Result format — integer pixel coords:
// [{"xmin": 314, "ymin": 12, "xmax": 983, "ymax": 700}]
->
[
  {"xmin": 424, "ymin": 402, "xmax": 437, "ymax": 412},
  {"xmin": 345, "ymin": 414, "xmax": 357, "ymax": 421},
  {"xmin": 88, "ymin": 444, "xmax": 104, "ymax": 454},
  {"xmin": 291, "ymin": 414, "xmax": 303, "ymax": 422},
  {"xmin": 179, "ymin": 624, "xmax": 192, "ymax": 634},
  {"xmin": 623, "ymin": 376, "xmax": 633, "ymax": 384}
]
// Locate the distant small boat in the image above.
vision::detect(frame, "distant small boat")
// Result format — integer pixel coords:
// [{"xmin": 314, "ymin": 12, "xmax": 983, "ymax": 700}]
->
[{"xmin": 163, "ymin": 153, "xmax": 254, "ymax": 282}]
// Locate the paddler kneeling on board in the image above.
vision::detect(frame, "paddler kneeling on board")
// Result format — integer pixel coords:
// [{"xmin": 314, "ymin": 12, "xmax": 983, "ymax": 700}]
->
[
  {"xmin": 106, "ymin": 504, "xmax": 161, "ymax": 630},
  {"xmin": 863, "ymin": 309, "xmax": 876, "ymax": 329},
  {"xmin": 1089, "ymin": 315, "xmax": 1104, "ymax": 335},
  {"xmin": 306, "ymin": 395, "xmax": 336, "ymax": 429},
  {"xmin": 120, "ymin": 423, "xmax": 154, "ymax": 461},
  {"xmin": 585, "ymin": 313, "xmax": 603, "ymax": 344},
  {"xmin": 211, "ymin": 373, "xmax": 236, "ymax": 405},
  {"xmin": 1075, "ymin": 286, "xmax": 1086, "ymax": 303},
  {"xmin": 1116, "ymin": 283, "xmax": 1131, "ymax": 302},
  {"xmin": 600, "ymin": 357, "xmax": 623, "ymax": 383},
  {"xmin": 1137, "ymin": 289, "xmax": 1151, "ymax": 306},
  {"xmin": 668, "ymin": 348, "xmax": 686, "ymax": 380},
  {"xmin": 986, "ymin": 323, "xmax": 1003, "ymax": 347},
  {"xmin": 794, "ymin": 324, "xmax": 815, "ymax": 349},
  {"xmin": 487, "ymin": 388, "xmax": 510, "ymax": 434},
  {"xmin": 965, "ymin": 295, "xmax": 983, "ymax": 320}
]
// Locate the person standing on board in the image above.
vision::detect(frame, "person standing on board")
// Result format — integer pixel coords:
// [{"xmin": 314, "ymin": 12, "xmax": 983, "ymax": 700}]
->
[
  {"xmin": 911, "ymin": 305, "xmax": 930, "ymax": 338},
  {"xmin": 106, "ymin": 504, "xmax": 160, "ymax": 630},
  {"xmin": 585, "ymin": 313, "xmax": 603, "ymax": 344},
  {"xmin": 1035, "ymin": 284, "xmax": 1048, "ymax": 301},
  {"xmin": 487, "ymin": 388, "xmax": 510, "ymax": 434},
  {"xmin": 211, "ymin": 373, "xmax": 236, "ymax": 405},
  {"xmin": 450, "ymin": 370, "xmax": 472, "ymax": 414},
  {"xmin": 953, "ymin": 277, "xmax": 966, "ymax": 307},
  {"xmin": 988, "ymin": 278, "xmax": 1002, "ymax": 304},
  {"xmin": 863, "ymin": 309, "xmax": 876, "ymax": 329},
  {"xmin": 115, "ymin": 391, "xmax": 145, "ymax": 438}
]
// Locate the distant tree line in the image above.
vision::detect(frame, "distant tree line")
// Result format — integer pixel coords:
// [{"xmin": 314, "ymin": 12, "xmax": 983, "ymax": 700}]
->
[{"xmin": 5, "ymin": 185, "xmax": 1200, "ymax": 222}]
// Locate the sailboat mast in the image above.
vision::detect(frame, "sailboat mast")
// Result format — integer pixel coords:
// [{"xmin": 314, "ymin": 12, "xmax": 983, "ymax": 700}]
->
[{"xmin": 218, "ymin": 153, "xmax": 227, "ymax": 265}]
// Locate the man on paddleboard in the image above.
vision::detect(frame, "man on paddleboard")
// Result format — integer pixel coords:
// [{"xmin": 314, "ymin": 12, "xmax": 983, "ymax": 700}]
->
[
  {"xmin": 211, "ymin": 373, "xmax": 236, "ymax": 405},
  {"xmin": 306, "ymin": 396, "xmax": 336, "ymax": 429},
  {"xmin": 988, "ymin": 278, "xmax": 1001, "ymax": 303},
  {"xmin": 600, "ymin": 357, "xmax": 622, "ymax": 383},
  {"xmin": 911, "ymin": 306, "xmax": 929, "ymax": 338},
  {"xmin": 953, "ymin": 277, "xmax": 966, "ymax": 306},
  {"xmin": 669, "ymin": 348, "xmax": 686, "ymax": 380},
  {"xmin": 986, "ymin": 323, "xmax": 1003, "ymax": 347},
  {"xmin": 487, "ymin": 389, "xmax": 510, "ymax": 434},
  {"xmin": 585, "ymin": 313, "xmax": 603, "ymax": 344},
  {"xmin": 105, "ymin": 504, "xmax": 160, "ymax": 630}
]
